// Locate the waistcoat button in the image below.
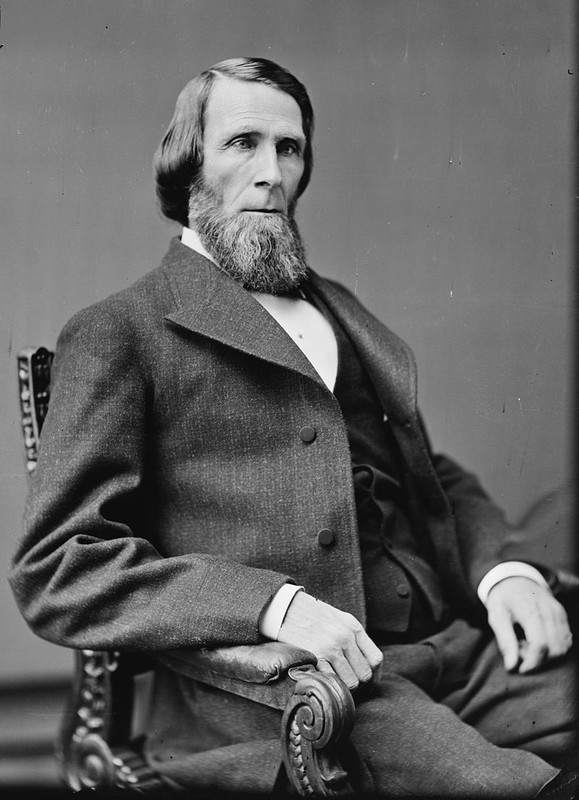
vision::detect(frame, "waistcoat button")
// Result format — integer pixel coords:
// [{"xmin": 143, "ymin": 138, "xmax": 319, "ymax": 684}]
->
[
  {"xmin": 299, "ymin": 425, "xmax": 317, "ymax": 443},
  {"xmin": 396, "ymin": 584, "xmax": 410, "ymax": 598},
  {"xmin": 317, "ymin": 528, "xmax": 335, "ymax": 546}
]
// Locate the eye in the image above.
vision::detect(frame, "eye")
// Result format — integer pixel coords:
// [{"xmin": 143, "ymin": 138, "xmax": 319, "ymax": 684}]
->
[
  {"xmin": 278, "ymin": 139, "xmax": 302, "ymax": 157},
  {"xmin": 230, "ymin": 136, "xmax": 253, "ymax": 151}
]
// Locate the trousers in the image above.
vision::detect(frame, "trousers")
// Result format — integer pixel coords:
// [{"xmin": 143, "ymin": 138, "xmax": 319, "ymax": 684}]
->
[
  {"xmin": 146, "ymin": 615, "xmax": 577, "ymax": 797},
  {"xmin": 343, "ymin": 617, "xmax": 576, "ymax": 797}
]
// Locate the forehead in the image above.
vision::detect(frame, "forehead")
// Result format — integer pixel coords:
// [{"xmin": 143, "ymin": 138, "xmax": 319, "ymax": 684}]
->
[{"xmin": 204, "ymin": 76, "xmax": 304, "ymax": 141}]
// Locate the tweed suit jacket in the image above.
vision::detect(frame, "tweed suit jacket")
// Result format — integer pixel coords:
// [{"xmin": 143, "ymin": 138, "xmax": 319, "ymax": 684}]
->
[{"xmin": 11, "ymin": 238, "xmax": 514, "ymax": 790}]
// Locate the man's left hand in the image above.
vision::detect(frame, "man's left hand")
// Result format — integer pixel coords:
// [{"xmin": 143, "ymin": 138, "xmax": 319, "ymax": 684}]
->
[{"xmin": 486, "ymin": 576, "xmax": 573, "ymax": 673}]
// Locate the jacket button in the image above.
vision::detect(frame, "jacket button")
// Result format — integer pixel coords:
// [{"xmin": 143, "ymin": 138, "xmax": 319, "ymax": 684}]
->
[
  {"xmin": 317, "ymin": 529, "xmax": 335, "ymax": 546},
  {"xmin": 299, "ymin": 425, "xmax": 317, "ymax": 443},
  {"xmin": 396, "ymin": 584, "xmax": 410, "ymax": 598}
]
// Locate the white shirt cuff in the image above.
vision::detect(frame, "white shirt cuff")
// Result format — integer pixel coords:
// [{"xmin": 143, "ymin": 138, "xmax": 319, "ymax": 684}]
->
[
  {"xmin": 259, "ymin": 584, "xmax": 304, "ymax": 640},
  {"xmin": 477, "ymin": 561, "xmax": 549, "ymax": 606}
]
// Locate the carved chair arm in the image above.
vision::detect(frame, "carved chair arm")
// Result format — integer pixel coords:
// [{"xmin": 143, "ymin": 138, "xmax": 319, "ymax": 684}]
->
[
  {"xmin": 282, "ymin": 665, "xmax": 356, "ymax": 797},
  {"xmin": 157, "ymin": 643, "xmax": 356, "ymax": 797},
  {"xmin": 155, "ymin": 641, "xmax": 318, "ymax": 709}
]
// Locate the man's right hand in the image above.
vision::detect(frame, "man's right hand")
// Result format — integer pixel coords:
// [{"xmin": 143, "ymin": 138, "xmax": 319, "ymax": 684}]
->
[{"xmin": 277, "ymin": 591, "xmax": 383, "ymax": 690}]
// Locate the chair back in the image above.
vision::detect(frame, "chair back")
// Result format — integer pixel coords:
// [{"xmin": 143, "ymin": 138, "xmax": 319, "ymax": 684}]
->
[{"xmin": 17, "ymin": 347, "xmax": 54, "ymax": 472}]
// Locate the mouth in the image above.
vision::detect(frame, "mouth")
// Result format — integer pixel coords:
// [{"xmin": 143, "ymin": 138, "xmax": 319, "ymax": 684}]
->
[{"xmin": 243, "ymin": 208, "xmax": 282, "ymax": 214}]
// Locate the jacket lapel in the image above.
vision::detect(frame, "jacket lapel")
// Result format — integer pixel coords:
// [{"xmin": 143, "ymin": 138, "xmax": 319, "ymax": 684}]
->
[
  {"xmin": 308, "ymin": 271, "xmax": 451, "ymax": 513},
  {"xmin": 161, "ymin": 239, "xmax": 326, "ymax": 389},
  {"xmin": 306, "ymin": 270, "xmax": 417, "ymax": 427}
]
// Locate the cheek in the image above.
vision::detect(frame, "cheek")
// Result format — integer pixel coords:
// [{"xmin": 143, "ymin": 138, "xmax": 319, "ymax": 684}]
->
[
  {"xmin": 215, "ymin": 166, "xmax": 252, "ymax": 200},
  {"xmin": 203, "ymin": 155, "xmax": 245, "ymax": 191},
  {"xmin": 283, "ymin": 164, "xmax": 304, "ymax": 196}
]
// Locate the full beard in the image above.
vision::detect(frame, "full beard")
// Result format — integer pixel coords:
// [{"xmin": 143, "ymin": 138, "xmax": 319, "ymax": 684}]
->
[{"xmin": 187, "ymin": 180, "xmax": 308, "ymax": 295}]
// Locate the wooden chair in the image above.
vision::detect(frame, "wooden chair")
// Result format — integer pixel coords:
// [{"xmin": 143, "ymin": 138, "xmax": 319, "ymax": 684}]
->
[{"xmin": 17, "ymin": 347, "xmax": 356, "ymax": 797}]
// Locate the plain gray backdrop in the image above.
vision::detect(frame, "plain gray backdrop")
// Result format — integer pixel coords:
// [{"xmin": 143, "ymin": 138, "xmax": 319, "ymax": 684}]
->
[{"xmin": 0, "ymin": 0, "xmax": 574, "ymax": 680}]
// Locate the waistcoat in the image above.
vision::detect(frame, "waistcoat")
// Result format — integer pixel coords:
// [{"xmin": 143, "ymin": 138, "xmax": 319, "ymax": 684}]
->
[{"xmin": 308, "ymin": 286, "xmax": 448, "ymax": 643}]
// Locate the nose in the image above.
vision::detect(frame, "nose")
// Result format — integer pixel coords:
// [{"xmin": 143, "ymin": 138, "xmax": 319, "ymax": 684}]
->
[{"xmin": 253, "ymin": 144, "xmax": 282, "ymax": 189}]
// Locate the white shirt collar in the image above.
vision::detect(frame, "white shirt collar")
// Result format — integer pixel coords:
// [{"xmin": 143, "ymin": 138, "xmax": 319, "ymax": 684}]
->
[{"xmin": 181, "ymin": 226, "xmax": 217, "ymax": 265}]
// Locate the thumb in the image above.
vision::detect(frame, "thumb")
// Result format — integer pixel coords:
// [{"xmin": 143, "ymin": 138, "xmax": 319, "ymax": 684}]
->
[{"xmin": 488, "ymin": 607, "xmax": 520, "ymax": 672}]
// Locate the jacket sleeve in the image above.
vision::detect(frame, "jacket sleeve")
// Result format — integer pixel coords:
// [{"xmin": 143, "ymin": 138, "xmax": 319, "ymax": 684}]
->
[
  {"xmin": 430, "ymin": 448, "xmax": 515, "ymax": 594},
  {"xmin": 10, "ymin": 305, "xmax": 291, "ymax": 653}
]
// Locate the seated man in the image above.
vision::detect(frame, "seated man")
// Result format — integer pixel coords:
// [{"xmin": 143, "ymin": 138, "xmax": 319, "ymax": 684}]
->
[{"xmin": 10, "ymin": 57, "xmax": 576, "ymax": 797}]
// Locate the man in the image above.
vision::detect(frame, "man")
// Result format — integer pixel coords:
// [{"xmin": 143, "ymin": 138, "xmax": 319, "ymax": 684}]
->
[{"xmin": 10, "ymin": 58, "xmax": 577, "ymax": 797}]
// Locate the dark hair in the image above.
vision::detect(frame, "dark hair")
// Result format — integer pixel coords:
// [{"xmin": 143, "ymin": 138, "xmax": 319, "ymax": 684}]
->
[{"xmin": 153, "ymin": 57, "xmax": 315, "ymax": 227}]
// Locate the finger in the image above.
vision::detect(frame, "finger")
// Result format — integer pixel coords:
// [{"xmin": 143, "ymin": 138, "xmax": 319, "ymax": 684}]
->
[
  {"xmin": 343, "ymin": 640, "xmax": 374, "ymax": 684},
  {"xmin": 316, "ymin": 658, "xmax": 336, "ymax": 676},
  {"xmin": 516, "ymin": 606, "xmax": 550, "ymax": 673},
  {"xmin": 519, "ymin": 639, "xmax": 548, "ymax": 674},
  {"xmin": 355, "ymin": 628, "xmax": 384, "ymax": 674},
  {"xmin": 543, "ymin": 602, "xmax": 573, "ymax": 658},
  {"xmin": 318, "ymin": 654, "xmax": 360, "ymax": 691},
  {"xmin": 372, "ymin": 654, "xmax": 383, "ymax": 682},
  {"xmin": 488, "ymin": 606, "xmax": 520, "ymax": 672},
  {"xmin": 354, "ymin": 631, "xmax": 383, "ymax": 681},
  {"xmin": 335, "ymin": 615, "xmax": 382, "ymax": 683},
  {"xmin": 519, "ymin": 623, "xmax": 570, "ymax": 671},
  {"xmin": 554, "ymin": 618, "xmax": 574, "ymax": 657}
]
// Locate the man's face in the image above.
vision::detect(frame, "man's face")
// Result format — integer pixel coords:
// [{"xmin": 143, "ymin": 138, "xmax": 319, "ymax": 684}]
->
[{"xmin": 201, "ymin": 77, "xmax": 306, "ymax": 217}]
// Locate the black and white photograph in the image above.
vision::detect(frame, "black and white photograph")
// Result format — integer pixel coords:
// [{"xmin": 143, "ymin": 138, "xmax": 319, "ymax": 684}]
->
[{"xmin": 0, "ymin": 2, "xmax": 575, "ymax": 797}]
